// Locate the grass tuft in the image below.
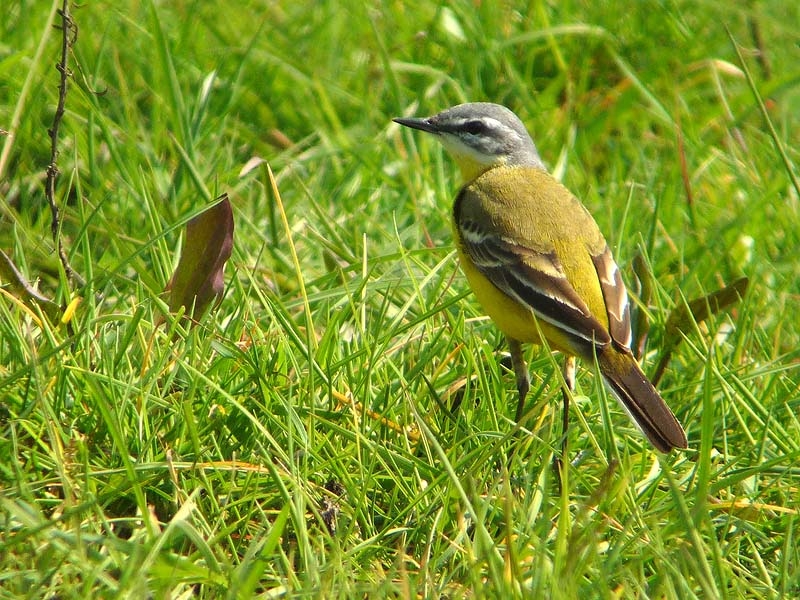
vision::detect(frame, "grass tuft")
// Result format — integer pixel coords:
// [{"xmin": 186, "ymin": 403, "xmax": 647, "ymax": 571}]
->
[{"xmin": 1, "ymin": 1, "xmax": 799, "ymax": 597}]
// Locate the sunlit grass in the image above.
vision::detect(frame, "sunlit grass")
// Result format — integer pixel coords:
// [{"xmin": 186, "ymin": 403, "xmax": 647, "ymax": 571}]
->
[{"xmin": 1, "ymin": 1, "xmax": 798, "ymax": 598}]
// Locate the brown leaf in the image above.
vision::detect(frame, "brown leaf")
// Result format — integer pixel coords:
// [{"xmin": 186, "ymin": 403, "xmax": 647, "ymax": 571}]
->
[
  {"xmin": 165, "ymin": 194, "xmax": 234, "ymax": 321},
  {"xmin": 651, "ymin": 277, "xmax": 749, "ymax": 385},
  {"xmin": 663, "ymin": 277, "xmax": 750, "ymax": 342}
]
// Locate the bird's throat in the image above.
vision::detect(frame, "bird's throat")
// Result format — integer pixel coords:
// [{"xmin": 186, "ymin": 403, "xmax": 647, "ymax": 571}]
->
[{"xmin": 455, "ymin": 156, "xmax": 498, "ymax": 183}]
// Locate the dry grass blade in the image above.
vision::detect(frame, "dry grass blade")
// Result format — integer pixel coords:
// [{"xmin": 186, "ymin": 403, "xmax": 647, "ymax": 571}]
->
[{"xmin": 652, "ymin": 277, "xmax": 749, "ymax": 385}]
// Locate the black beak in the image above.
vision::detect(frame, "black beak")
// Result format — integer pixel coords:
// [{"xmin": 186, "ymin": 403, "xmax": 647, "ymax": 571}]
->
[{"xmin": 393, "ymin": 116, "xmax": 439, "ymax": 134}]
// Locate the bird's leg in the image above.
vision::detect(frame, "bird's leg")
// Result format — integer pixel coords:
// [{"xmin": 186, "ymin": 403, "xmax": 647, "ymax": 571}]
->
[
  {"xmin": 508, "ymin": 338, "xmax": 530, "ymax": 423},
  {"xmin": 554, "ymin": 355, "xmax": 576, "ymax": 489},
  {"xmin": 561, "ymin": 355, "xmax": 576, "ymax": 457}
]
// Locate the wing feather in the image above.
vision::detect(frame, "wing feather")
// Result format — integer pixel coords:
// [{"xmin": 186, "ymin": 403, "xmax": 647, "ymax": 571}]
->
[
  {"xmin": 592, "ymin": 245, "xmax": 632, "ymax": 349},
  {"xmin": 459, "ymin": 216, "xmax": 612, "ymax": 350}
]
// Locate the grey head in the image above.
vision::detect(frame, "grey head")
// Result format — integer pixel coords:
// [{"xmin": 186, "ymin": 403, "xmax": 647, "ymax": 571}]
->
[{"xmin": 393, "ymin": 102, "xmax": 545, "ymax": 178}]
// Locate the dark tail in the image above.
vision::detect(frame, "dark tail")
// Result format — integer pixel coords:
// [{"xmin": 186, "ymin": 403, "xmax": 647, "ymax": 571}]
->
[{"xmin": 598, "ymin": 348, "xmax": 688, "ymax": 452}]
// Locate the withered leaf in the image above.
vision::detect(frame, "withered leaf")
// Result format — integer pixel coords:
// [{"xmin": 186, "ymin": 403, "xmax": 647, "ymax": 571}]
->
[
  {"xmin": 165, "ymin": 194, "xmax": 234, "ymax": 321},
  {"xmin": 651, "ymin": 277, "xmax": 749, "ymax": 385}
]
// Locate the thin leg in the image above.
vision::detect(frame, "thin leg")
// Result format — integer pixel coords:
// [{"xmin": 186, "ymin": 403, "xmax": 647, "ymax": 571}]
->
[
  {"xmin": 554, "ymin": 355, "xmax": 577, "ymax": 491},
  {"xmin": 508, "ymin": 338, "xmax": 530, "ymax": 422},
  {"xmin": 561, "ymin": 355, "xmax": 576, "ymax": 457}
]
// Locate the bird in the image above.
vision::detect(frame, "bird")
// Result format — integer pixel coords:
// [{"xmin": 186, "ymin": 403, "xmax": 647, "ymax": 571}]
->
[{"xmin": 393, "ymin": 102, "xmax": 688, "ymax": 453}]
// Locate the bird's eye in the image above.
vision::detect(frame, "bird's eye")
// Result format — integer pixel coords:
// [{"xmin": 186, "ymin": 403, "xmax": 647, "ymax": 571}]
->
[{"xmin": 464, "ymin": 120, "xmax": 486, "ymax": 135}]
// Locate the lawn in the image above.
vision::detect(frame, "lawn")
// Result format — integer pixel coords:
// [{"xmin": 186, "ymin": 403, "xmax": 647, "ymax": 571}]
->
[{"xmin": 1, "ymin": 1, "xmax": 799, "ymax": 598}]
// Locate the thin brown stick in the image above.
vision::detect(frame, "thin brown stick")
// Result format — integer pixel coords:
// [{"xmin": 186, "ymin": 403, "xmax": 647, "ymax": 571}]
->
[{"xmin": 45, "ymin": 0, "xmax": 83, "ymax": 286}]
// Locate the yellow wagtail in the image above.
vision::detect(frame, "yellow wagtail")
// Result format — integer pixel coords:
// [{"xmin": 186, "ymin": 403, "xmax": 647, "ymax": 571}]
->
[{"xmin": 394, "ymin": 102, "xmax": 687, "ymax": 452}]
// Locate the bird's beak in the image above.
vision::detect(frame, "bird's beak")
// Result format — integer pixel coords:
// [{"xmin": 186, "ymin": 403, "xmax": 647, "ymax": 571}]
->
[{"xmin": 393, "ymin": 116, "xmax": 439, "ymax": 134}]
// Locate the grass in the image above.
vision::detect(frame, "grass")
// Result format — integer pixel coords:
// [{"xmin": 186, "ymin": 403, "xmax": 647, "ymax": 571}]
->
[{"xmin": 1, "ymin": 0, "xmax": 799, "ymax": 598}]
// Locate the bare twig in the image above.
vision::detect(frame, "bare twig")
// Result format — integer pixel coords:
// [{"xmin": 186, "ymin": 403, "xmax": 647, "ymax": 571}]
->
[
  {"xmin": 45, "ymin": 0, "xmax": 83, "ymax": 287},
  {"xmin": 0, "ymin": 249, "xmax": 60, "ymax": 320}
]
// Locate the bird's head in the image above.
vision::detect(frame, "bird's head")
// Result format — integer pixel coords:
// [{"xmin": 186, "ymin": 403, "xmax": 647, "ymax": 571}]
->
[{"xmin": 394, "ymin": 102, "xmax": 545, "ymax": 181}]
